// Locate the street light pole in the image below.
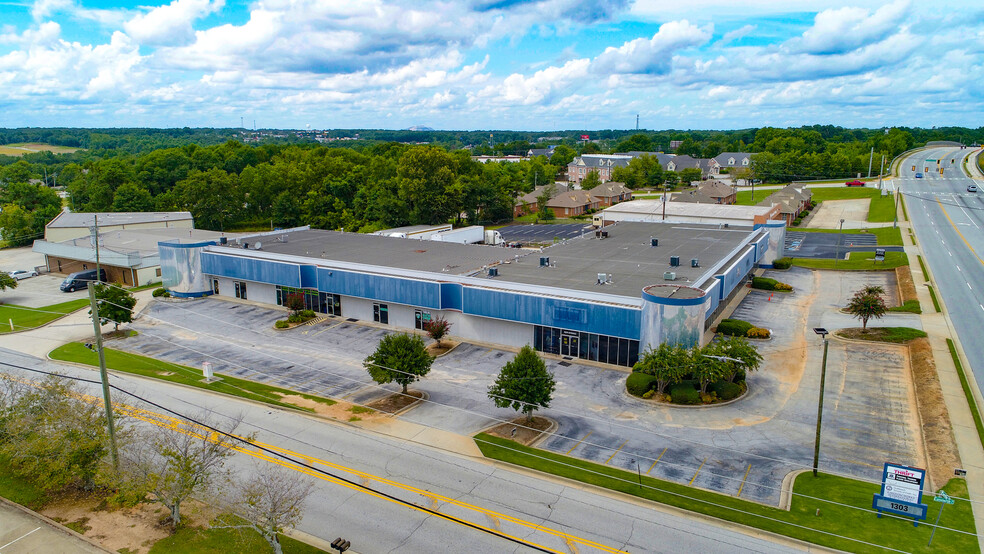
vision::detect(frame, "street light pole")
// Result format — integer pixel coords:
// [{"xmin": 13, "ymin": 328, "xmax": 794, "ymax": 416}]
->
[
  {"xmin": 812, "ymin": 328, "xmax": 829, "ymax": 477},
  {"xmin": 834, "ymin": 218, "xmax": 844, "ymax": 269}
]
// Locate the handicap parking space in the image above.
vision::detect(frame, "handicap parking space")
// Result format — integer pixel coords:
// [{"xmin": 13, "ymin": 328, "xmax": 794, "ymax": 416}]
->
[{"xmin": 783, "ymin": 231, "xmax": 896, "ymax": 259}]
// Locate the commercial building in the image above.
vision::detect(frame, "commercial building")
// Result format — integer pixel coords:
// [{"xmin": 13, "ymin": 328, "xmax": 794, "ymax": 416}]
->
[
  {"xmin": 44, "ymin": 211, "xmax": 194, "ymax": 242},
  {"xmin": 597, "ymin": 199, "xmax": 783, "ymax": 228},
  {"xmin": 160, "ymin": 222, "xmax": 782, "ymax": 367}
]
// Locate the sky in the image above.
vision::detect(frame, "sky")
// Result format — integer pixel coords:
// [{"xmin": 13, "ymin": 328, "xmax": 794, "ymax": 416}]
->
[{"xmin": 0, "ymin": 0, "xmax": 982, "ymax": 131}]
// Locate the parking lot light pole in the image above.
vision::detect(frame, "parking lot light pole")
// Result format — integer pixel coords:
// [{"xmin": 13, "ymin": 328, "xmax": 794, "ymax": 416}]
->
[
  {"xmin": 834, "ymin": 218, "xmax": 845, "ymax": 269},
  {"xmin": 812, "ymin": 327, "xmax": 829, "ymax": 477}
]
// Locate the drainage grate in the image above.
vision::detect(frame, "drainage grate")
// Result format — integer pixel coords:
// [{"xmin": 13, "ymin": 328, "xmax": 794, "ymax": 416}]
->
[
  {"xmin": 347, "ymin": 318, "xmax": 358, "ymax": 322},
  {"xmin": 558, "ymin": 361, "xmax": 572, "ymax": 367}
]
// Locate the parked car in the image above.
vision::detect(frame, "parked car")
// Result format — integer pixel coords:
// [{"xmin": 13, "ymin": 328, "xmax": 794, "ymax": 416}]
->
[
  {"xmin": 7, "ymin": 269, "xmax": 38, "ymax": 280},
  {"xmin": 969, "ymin": 185, "xmax": 978, "ymax": 193},
  {"xmin": 60, "ymin": 268, "xmax": 107, "ymax": 292},
  {"xmin": 845, "ymin": 180, "xmax": 865, "ymax": 187},
  {"xmin": 915, "ymin": 172, "xmax": 923, "ymax": 179}
]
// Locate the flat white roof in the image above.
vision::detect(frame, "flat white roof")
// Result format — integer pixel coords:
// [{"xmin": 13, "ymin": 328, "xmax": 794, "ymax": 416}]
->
[
  {"xmin": 602, "ymin": 200, "xmax": 774, "ymax": 221},
  {"xmin": 46, "ymin": 211, "xmax": 193, "ymax": 229}
]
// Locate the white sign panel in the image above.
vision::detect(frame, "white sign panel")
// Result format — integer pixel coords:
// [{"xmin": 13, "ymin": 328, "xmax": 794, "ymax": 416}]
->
[{"xmin": 883, "ymin": 464, "xmax": 923, "ymax": 504}]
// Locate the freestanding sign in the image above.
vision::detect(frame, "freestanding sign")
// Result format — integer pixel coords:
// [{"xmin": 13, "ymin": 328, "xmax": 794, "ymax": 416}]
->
[{"xmin": 873, "ymin": 463, "xmax": 928, "ymax": 526}]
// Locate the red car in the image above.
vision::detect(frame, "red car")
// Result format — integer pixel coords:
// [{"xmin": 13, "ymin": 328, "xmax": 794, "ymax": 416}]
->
[{"xmin": 845, "ymin": 180, "xmax": 865, "ymax": 187}]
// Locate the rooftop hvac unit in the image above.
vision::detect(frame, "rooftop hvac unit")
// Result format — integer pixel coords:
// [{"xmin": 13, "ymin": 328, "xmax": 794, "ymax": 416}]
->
[
  {"xmin": 595, "ymin": 230, "xmax": 602, "ymax": 238},
  {"xmin": 600, "ymin": 230, "xmax": 609, "ymax": 238},
  {"xmin": 540, "ymin": 256, "xmax": 550, "ymax": 267},
  {"xmin": 650, "ymin": 238, "xmax": 658, "ymax": 247},
  {"xmin": 724, "ymin": 223, "xmax": 730, "ymax": 228},
  {"xmin": 670, "ymin": 256, "xmax": 680, "ymax": 267},
  {"xmin": 691, "ymin": 258, "xmax": 699, "ymax": 268},
  {"xmin": 254, "ymin": 242, "xmax": 262, "ymax": 250},
  {"xmin": 664, "ymin": 271, "xmax": 676, "ymax": 281},
  {"xmin": 597, "ymin": 273, "xmax": 607, "ymax": 284},
  {"xmin": 219, "ymin": 236, "xmax": 228, "ymax": 245},
  {"xmin": 488, "ymin": 267, "xmax": 499, "ymax": 277}
]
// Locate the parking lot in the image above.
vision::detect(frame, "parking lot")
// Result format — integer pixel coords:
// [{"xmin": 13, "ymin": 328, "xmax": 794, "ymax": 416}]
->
[
  {"xmin": 114, "ymin": 267, "xmax": 925, "ymax": 506},
  {"xmin": 784, "ymin": 231, "xmax": 904, "ymax": 259},
  {"xmin": 0, "ymin": 247, "xmax": 90, "ymax": 307}
]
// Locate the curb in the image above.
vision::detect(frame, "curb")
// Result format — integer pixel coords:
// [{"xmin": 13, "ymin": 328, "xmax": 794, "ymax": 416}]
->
[{"xmin": 0, "ymin": 495, "xmax": 113, "ymax": 553}]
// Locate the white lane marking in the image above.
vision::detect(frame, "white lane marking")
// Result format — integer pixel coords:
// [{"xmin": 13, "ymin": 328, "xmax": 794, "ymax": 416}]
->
[
  {"xmin": 0, "ymin": 527, "xmax": 42, "ymax": 550},
  {"xmin": 957, "ymin": 265, "xmax": 962, "ymax": 271},
  {"xmin": 980, "ymin": 304, "xmax": 983, "ymax": 311},
  {"xmin": 969, "ymin": 283, "xmax": 974, "ymax": 290},
  {"xmin": 948, "ymin": 251, "xmax": 953, "ymax": 256}
]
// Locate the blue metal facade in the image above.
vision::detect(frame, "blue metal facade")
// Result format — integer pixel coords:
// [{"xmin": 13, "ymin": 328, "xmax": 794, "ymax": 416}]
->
[
  {"xmin": 317, "ymin": 267, "xmax": 441, "ymax": 309},
  {"xmin": 202, "ymin": 253, "xmax": 301, "ymax": 288},
  {"xmin": 462, "ymin": 287, "xmax": 640, "ymax": 339},
  {"xmin": 714, "ymin": 245, "xmax": 756, "ymax": 301}
]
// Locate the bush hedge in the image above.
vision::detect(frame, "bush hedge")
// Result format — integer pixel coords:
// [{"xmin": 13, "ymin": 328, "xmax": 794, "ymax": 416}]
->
[
  {"xmin": 746, "ymin": 327, "xmax": 771, "ymax": 339},
  {"xmin": 752, "ymin": 277, "xmax": 793, "ymax": 291},
  {"xmin": 152, "ymin": 287, "xmax": 170, "ymax": 297},
  {"xmin": 710, "ymin": 381, "xmax": 742, "ymax": 401},
  {"xmin": 669, "ymin": 382, "xmax": 700, "ymax": 405},
  {"xmin": 274, "ymin": 320, "xmax": 289, "ymax": 329},
  {"xmin": 771, "ymin": 258, "xmax": 792, "ymax": 270},
  {"xmin": 717, "ymin": 318, "xmax": 753, "ymax": 336},
  {"xmin": 626, "ymin": 372, "xmax": 659, "ymax": 397}
]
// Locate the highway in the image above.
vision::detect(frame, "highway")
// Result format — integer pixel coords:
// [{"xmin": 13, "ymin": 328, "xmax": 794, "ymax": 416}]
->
[
  {"xmin": 898, "ymin": 147, "xmax": 984, "ymax": 394},
  {"xmin": 0, "ymin": 349, "xmax": 803, "ymax": 554}
]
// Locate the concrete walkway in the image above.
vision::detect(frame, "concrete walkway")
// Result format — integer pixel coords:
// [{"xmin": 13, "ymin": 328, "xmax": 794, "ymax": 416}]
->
[
  {"xmin": 0, "ymin": 497, "xmax": 109, "ymax": 553},
  {"xmin": 899, "ymin": 193, "xmax": 984, "ymax": 551}
]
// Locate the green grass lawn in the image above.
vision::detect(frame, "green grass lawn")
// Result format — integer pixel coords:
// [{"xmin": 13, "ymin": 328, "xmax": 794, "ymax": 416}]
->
[
  {"xmin": 867, "ymin": 194, "xmax": 898, "ymax": 223},
  {"xmin": 150, "ymin": 524, "xmax": 326, "ymax": 554},
  {"xmin": 947, "ymin": 338, "xmax": 984, "ymax": 449},
  {"xmin": 49, "ymin": 342, "xmax": 337, "ymax": 412},
  {"xmin": 790, "ymin": 251, "xmax": 908, "ymax": 270},
  {"xmin": 0, "ymin": 298, "xmax": 90, "ymax": 334},
  {"xmin": 0, "ymin": 456, "xmax": 48, "ymax": 510},
  {"xmin": 888, "ymin": 300, "xmax": 921, "ymax": 314},
  {"xmin": 475, "ymin": 434, "xmax": 977, "ymax": 553},
  {"xmin": 735, "ymin": 189, "xmax": 775, "ymax": 205},
  {"xmin": 836, "ymin": 327, "xmax": 928, "ymax": 343}
]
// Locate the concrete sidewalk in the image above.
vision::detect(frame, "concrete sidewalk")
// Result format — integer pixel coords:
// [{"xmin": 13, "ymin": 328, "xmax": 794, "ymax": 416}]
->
[
  {"xmin": 900, "ymin": 196, "xmax": 984, "ymax": 552},
  {"xmin": 0, "ymin": 497, "xmax": 109, "ymax": 553}
]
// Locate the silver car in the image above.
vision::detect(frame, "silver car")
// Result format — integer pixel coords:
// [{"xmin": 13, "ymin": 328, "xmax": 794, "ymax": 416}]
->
[{"xmin": 8, "ymin": 269, "xmax": 38, "ymax": 280}]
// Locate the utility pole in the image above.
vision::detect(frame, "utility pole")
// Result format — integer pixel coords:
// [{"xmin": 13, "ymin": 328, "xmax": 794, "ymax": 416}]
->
[
  {"xmin": 867, "ymin": 147, "xmax": 874, "ymax": 178},
  {"xmin": 877, "ymin": 155, "xmax": 885, "ymax": 190},
  {"xmin": 812, "ymin": 328, "xmax": 829, "ymax": 477},
  {"xmin": 894, "ymin": 186, "xmax": 902, "ymax": 229},
  {"xmin": 89, "ymin": 276, "xmax": 119, "ymax": 471},
  {"xmin": 93, "ymin": 215, "xmax": 101, "ymax": 283}
]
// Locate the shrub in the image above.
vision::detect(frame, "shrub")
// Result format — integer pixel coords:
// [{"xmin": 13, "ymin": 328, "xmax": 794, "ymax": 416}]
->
[
  {"xmin": 771, "ymin": 257, "xmax": 792, "ymax": 270},
  {"xmin": 752, "ymin": 277, "xmax": 792, "ymax": 291},
  {"xmin": 746, "ymin": 327, "xmax": 771, "ymax": 339},
  {"xmin": 717, "ymin": 318, "xmax": 753, "ymax": 336},
  {"xmin": 152, "ymin": 287, "xmax": 170, "ymax": 297},
  {"xmin": 300, "ymin": 309, "xmax": 315, "ymax": 318},
  {"xmin": 626, "ymin": 372, "xmax": 659, "ymax": 397},
  {"xmin": 799, "ymin": 210, "xmax": 809, "ymax": 218},
  {"xmin": 792, "ymin": 218, "xmax": 802, "ymax": 226},
  {"xmin": 642, "ymin": 390, "xmax": 655, "ymax": 399},
  {"xmin": 773, "ymin": 282, "xmax": 793, "ymax": 291},
  {"xmin": 710, "ymin": 380, "xmax": 742, "ymax": 401},
  {"xmin": 669, "ymin": 382, "xmax": 700, "ymax": 405},
  {"xmin": 287, "ymin": 314, "xmax": 303, "ymax": 323},
  {"xmin": 275, "ymin": 320, "xmax": 289, "ymax": 329}
]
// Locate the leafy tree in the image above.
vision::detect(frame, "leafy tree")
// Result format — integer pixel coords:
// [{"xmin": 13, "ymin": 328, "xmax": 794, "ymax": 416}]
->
[
  {"xmin": 703, "ymin": 336, "xmax": 763, "ymax": 383},
  {"xmin": 580, "ymin": 169, "xmax": 602, "ymax": 190},
  {"xmin": 536, "ymin": 182, "xmax": 557, "ymax": 220},
  {"xmin": 847, "ymin": 287, "xmax": 887, "ymax": 331},
  {"xmin": 0, "ymin": 160, "xmax": 37, "ymax": 186},
  {"xmin": 636, "ymin": 343, "xmax": 689, "ymax": 393},
  {"xmin": 549, "ymin": 145, "xmax": 577, "ymax": 167},
  {"xmin": 0, "ymin": 272, "xmax": 17, "ymax": 295},
  {"xmin": 694, "ymin": 346, "xmax": 729, "ymax": 394},
  {"xmin": 616, "ymin": 133, "xmax": 653, "ymax": 153},
  {"xmin": 424, "ymin": 316, "xmax": 451, "ymax": 348},
  {"xmin": 364, "ymin": 333, "xmax": 433, "ymax": 393},
  {"xmin": 581, "ymin": 142, "xmax": 601, "ymax": 154},
  {"xmin": 284, "ymin": 293, "xmax": 305, "ymax": 316},
  {"xmin": 679, "ymin": 167, "xmax": 703, "ymax": 185},
  {"xmin": 122, "ymin": 412, "xmax": 240, "ymax": 529},
  {"xmin": 488, "ymin": 345, "xmax": 556, "ymax": 423},
  {"xmin": 91, "ymin": 283, "xmax": 137, "ymax": 331},
  {"xmin": 111, "ymin": 182, "xmax": 154, "ymax": 212},
  {"xmin": 218, "ymin": 464, "xmax": 313, "ymax": 554},
  {"xmin": 0, "ymin": 204, "xmax": 37, "ymax": 246}
]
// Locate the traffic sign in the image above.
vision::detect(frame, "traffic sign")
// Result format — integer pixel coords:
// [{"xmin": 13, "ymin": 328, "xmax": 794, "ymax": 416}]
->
[{"xmin": 934, "ymin": 491, "xmax": 955, "ymax": 505}]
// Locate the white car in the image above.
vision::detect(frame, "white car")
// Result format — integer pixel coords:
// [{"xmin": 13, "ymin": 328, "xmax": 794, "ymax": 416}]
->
[{"xmin": 8, "ymin": 269, "xmax": 38, "ymax": 280}]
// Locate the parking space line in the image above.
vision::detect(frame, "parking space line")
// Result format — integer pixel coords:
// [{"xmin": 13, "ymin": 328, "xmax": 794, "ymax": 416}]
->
[
  {"xmin": 688, "ymin": 458, "xmax": 707, "ymax": 485},
  {"xmin": 604, "ymin": 440, "xmax": 628, "ymax": 465},
  {"xmin": 736, "ymin": 464, "xmax": 752, "ymax": 497},
  {"xmin": 838, "ymin": 426, "xmax": 902, "ymax": 440},
  {"xmin": 647, "ymin": 448, "xmax": 667, "ymax": 474},
  {"xmin": 834, "ymin": 458, "xmax": 882, "ymax": 469},
  {"xmin": 0, "ymin": 527, "xmax": 41, "ymax": 550},
  {"xmin": 565, "ymin": 431, "xmax": 593, "ymax": 454}
]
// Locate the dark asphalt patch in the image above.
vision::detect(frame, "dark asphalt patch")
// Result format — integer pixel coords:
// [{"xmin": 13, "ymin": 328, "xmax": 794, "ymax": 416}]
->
[
  {"xmin": 784, "ymin": 231, "xmax": 903, "ymax": 258},
  {"xmin": 497, "ymin": 223, "xmax": 594, "ymax": 243}
]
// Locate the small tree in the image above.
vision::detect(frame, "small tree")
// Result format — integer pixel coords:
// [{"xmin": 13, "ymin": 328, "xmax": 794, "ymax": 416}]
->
[
  {"xmin": 536, "ymin": 182, "xmax": 557, "ymax": 220},
  {"xmin": 364, "ymin": 333, "xmax": 433, "ymax": 393},
  {"xmin": 91, "ymin": 283, "xmax": 137, "ymax": 331},
  {"xmin": 704, "ymin": 336, "xmax": 762, "ymax": 382},
  {"xmin": 0, "ymin": 272, "xmax": 17, "ymax": 296},
  {"xmin": 847, "ymin": 287, "xmax": 887, "ymax": 331},
  {"xmin": 423, "ymin": 316, "xmax": 451, "ymax": 348},
  {"xmin": 284, "ymin": 293, "xmax": 305, "ymax": 317},
  {"xmin": 637, "ymin": 343, "xmax": 688, "ymax": 393},
  {"xmin": 693, "ymin": 345, "xmax": 729, "ymax": 394},
  {"xmin": 123, "ymin": 413, "xmax": 240, "ymax": 529},
  {"xmin": 219, "ymin": 464, "xmax": 314, "ymax": 554},
  {"xmin": 580, "ymin": 170, "xmax": 601, "ymax": 190},
  {"xmin": 488, "ymin": 345, "xmax": 556, "ymax": 423}
]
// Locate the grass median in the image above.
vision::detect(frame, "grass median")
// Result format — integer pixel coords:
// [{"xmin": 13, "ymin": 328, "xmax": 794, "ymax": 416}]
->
[
  {"xmin": 790, "ymin": 252, "xmax": 908, "ymax": 270},
  {"xmin": 947, "ymin": 338, "xmax": 984, "ymax": 448},
  {"xmin": 0, "ymin": 298, "xmax": 90, "ymax": 334},
  {"xmin": 792, "ymin": 226, "xmax": 903, "ymax": 246},
  {"xmin": 475, "ymin": 434, "xmax": 977, "ymax": 553},
  {"xmin": 49, "ymin": 342, "xmax": 336, "ymax": 412}
]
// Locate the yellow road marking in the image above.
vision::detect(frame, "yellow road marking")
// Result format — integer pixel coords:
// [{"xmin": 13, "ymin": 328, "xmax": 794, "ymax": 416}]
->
[
  {"xmin": 604, "ymin": 440, "xmax": 628, "ymax": 465},
  {"xmin": 114, "ymin": 400, "xmax": 628, "ymax": 553},
  {"xmin": 647, "ymin": 448, "xmax": 667, "ymax": 474},
  {"xmin": 689, "ymin": 458, "xmax": 707, "ymax": 485},
  {"xmin": 936, "ymin": 197, "xmax": 984, "ymax": 266},
  {"xmin": 565, "ymin": 431, "xmax": 593, "ymax": 454},
  {"xmin": 736, "ymin": 464, "xmax": 752, "ymax": 498}
]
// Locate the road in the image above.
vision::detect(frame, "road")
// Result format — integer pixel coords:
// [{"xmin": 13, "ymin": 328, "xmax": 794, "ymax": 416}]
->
[
  {"xmin": 0, "ymin": 348, "xmax": 805, "ymax": 554},
  {"xmin": 898, "ymin": 147, "xmax": 984, "ymax": 395}
]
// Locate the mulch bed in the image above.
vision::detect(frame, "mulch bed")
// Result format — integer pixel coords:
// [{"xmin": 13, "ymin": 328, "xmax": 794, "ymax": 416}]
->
[
  {"xmin": 895, "ymin": 265, "xmax": 918, "ymax": 304},
  {"xmin": 483, "ymin": 416, "xmax": 552, "ymax": 446},
  {"xmin": 907, "ymin": 337, "xmax": 961, "ymax": 489},
  {"xmin": 425, "ymin": 341, "xmax": 457, "ymax": 357},
  {"xmin": 836, "ymin": 328, "xmax": 923, "ymax": 343},
  {"xmin": 366, "ymin": 390, "xmax": 424, "ymax": 415}
]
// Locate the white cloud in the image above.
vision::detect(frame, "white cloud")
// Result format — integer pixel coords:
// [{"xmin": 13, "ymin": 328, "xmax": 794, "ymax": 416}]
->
[
  {"xmin": 480, "ymin": 58, "xmax": 590, "ymax": 105},
  {"xmin": 592, "ymin": 20, "xmax": 711, "ymax": 75},
  {"xmin": 788, "ymin": 0, "xmax": 909, "ymax": 55},
  {"xmin": 717, "ymin": 25, "xmax": 755, "ymax": 47},
  {"xmin": 124, "ymin": 0, "xmax": 225, "ymax": 46}
]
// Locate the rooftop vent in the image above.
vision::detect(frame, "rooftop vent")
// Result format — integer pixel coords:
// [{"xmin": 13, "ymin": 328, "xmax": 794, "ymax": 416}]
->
[
  {"xmin": 488, "ymin": 267, "xmax": 499, "ymax": 277},
  {"xmin": 664, "ymin": 271, "xmax": 676, "ymax": 281},
  {"xmin": 601, "ymin": 230, "xmax": 609, "ymax": 238},
  {"xmin": 670, "ymin": 256, "xmax": 680, "ymax": 267},
  {"xmin": 539, "ymin": 256, "xmax": 550, "ymax": 267},
  {"xmin": 219, "ymin": 236, "xmax": 228, "ymax": 245},
  {"xmin": 691, "ymin": 258, "xmax": 699, "ymax": 268},
  {"xmin": 650, "ymin": 237, "xmax": 658, "ymax": 247}
]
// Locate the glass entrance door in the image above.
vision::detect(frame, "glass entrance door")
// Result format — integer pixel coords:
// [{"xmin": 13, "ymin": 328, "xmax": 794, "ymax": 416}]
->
[{"xmin": 560, "ymin": 331, "xmax": 579, "ymax": 357}]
